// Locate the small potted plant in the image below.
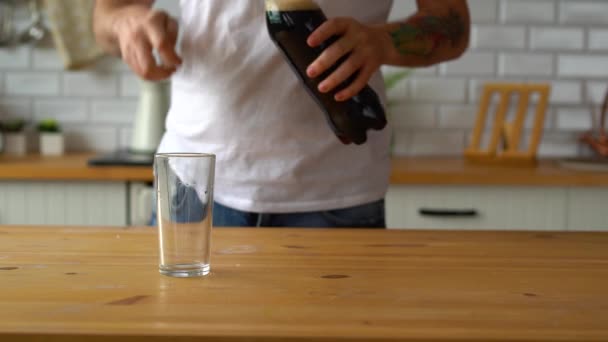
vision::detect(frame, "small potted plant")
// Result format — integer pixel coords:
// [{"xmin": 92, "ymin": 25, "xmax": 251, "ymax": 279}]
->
[
  {"xmin": 1, "ymin": 118, "xmax": 27, "ymax": 156},
  {"xmin": 38, "ymin": 119, "xmax": 64, "ymax": 156}
]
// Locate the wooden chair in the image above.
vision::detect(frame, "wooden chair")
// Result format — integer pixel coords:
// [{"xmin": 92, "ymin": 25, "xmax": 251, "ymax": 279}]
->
[{"xmin": 465, "ymin": 83, "xmax": 551, "ymax": 165}]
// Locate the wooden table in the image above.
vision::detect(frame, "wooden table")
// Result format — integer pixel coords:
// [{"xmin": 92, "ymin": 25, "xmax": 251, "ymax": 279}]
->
[{"xmin": 1, "ymin": 226, "xmax": 607, "ymax": 342}]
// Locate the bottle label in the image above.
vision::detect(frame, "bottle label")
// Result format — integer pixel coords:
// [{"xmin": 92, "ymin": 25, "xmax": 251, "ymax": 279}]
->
[{"xmin": 267, "ymin": 10, "xmax": 282, "ymax": 25}]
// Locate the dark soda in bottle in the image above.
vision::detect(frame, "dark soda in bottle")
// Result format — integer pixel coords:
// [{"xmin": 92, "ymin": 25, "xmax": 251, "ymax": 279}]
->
[{"xmin": 265, "ymin": 0, "xmax": 387, "ymax": 145}]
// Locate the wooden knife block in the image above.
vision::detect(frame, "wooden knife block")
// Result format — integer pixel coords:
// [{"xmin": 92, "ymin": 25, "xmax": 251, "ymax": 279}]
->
[{"xmin": 465, "ymin": 83, "xmax": 551, "ymax": 165}]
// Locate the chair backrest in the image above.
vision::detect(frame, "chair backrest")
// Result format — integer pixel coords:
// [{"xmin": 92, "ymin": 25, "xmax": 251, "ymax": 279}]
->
[{"xmin": 465, "ymin": 83, "xmax": 551, "ymax": 164}]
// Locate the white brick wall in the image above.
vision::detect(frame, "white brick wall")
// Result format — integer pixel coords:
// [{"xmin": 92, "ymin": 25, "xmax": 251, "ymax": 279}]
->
[
  {"xmin": 0, "ymin": 47, "xmax": 31, "ymax": 69},
  {"xmin": 530, "ymin": 28, "xmax": 584, "ymax": 51},
  {"xmin": 556, "ymin": 108, "xmax": 593, "ymax": 131},
  {"xmin": 386, "ymin": 0, "xmax": 607, "ymax": 158},
  {"xmin": 539, "ymin": 133, "xmax": 581, "ymax": 157},
  {"xmin": 389, "ymin": 104, "xmax": 437, "ymax": 129},
  {"xmin": 502, "ymin": 0, "xmax": 555, "ymax": 24},
  {"xmin": 0, "ymin": 0, "xmax": 180, "ymax": 152},
  {"xmin": 587, "ymin": 81, "xmax": 608, "ymax": 104},
  {"xmin": 499, "ymin": 53, "xmax": 554, "ymax": 76},
  {"xmin": 34, "ymin": 99, "xmax": 88, "ymax": 123},
  {"xmin": 409, "ymin": 78, "xmax": 467, "ymax": 103},
  {"xmin": 442, "ymin": 52, "xmax": 496, "ymax": 76},
  {"xmin": 6, "ymin": 72, "xmax": 60, "ymax": 96},
  {"xmin": 90, "ymin": 100, "xmax": 137, "ymax": 124},
  {"xmin": 468, "ymin": 0, "xmax": 499, "ymax": 23},
  {"xmin": 119, "ymin": 127, "xmax": 133, "ymax": 149},
  {"xmin": 409, "ymin": 131, "xmax": 467, "ymax": 156},
  {"xmin": 589, "ymin": 29, "xmax": 608, "ymax": 51},
  {"xmin": 63, "ymin": 72, "xmax": 119, "ymax": 97},
  {"xmin": 473, "ymin": 26, "xmax": 526, "ymax": 49},
  {"xmin": 0, "ymin": 98, "xmax": 32, "ymax": 120},
  {"xmin": 558, "ymin": 55, "xmax": 608, "ymax": 78},
  {"xmin": 63, "ymin": 125, "xmax": 119, "ymax": 153},
  {"xmin": 32, "ymin": 47, "xmax": 64, "ymax": 70},
  {"xmin": 0, "ymin": 0, "xmax": 604, "ymax": 157},
  {"xmin": 560, "ymin": 1, "xmax": 608, "ymax": 25},
  {"xmin": 120, "ymin": 74, "xmax": 140, "ymax": 97},
  {"xmin": 545, "ymin": 80, "xmax": 583, "ymax": 105},
  {"xmin": 439, "ymin": 105, "xmax": 479, "ymax": 129}
]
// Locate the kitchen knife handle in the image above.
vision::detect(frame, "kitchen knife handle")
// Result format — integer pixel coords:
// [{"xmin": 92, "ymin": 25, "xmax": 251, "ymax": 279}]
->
[{"xmin": 419, "ymin": 208, "xmax": 479, "ymax": 217}]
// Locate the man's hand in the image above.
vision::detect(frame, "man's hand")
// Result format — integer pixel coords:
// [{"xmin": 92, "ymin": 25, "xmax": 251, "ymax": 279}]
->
[
  {"xmin": 306, "ymin": 18, "xmax": 391, "ymax": 102},
  {"xmin": 114, "ymin": 8, "xmax": 182, "ymax": 80},
  {"xmin": 94, "ymin": 1, "xmax": 182, "ymax": 81},
  {"xmin": 305, "ymin": 0, "xmax": 470, "ymax": 102}
]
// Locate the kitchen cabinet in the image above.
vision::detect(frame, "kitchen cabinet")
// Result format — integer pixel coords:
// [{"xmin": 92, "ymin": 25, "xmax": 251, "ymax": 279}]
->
[
  {"xmin": 567, "ymin": 188, "xmax": 608, "ymax": 231},
  {"xmin": 386, "ymin": 185, "xmax": 608, "ymax": 231},
  {"xmin": 3, "ymin": 181, "xmax": 602, "ymax": 231},
  {"xmin": 129, "ymin": 181, "xmax": 155, "ymax": 226},
  {"xmin": 0, "ymin": 154, "xmax": 153, "ymax": 227},
  {"xmin": 0, "ymin": 181, "xmax": 156, "ymax": 227},
  {"xmin": 1, "ymin": 155, "xmax": 607, "ymax": 230},
  {"xmin": 0, "ymin": 181, "xmax": 128, "ymax": 226}
]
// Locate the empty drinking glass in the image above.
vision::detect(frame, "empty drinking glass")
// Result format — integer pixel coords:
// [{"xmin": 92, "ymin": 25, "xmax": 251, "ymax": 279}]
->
[{"xmin": 154, "ymin": 153, "xmax": 215, "ymax": 277}]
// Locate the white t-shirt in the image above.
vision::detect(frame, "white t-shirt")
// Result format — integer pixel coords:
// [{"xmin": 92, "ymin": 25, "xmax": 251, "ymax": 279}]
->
[{"xmin": 159, "ymin": 0, "xmax": 394, "ymax": 213}]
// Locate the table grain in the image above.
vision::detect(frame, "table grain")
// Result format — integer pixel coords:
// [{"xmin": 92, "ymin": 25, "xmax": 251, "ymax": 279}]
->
[{"xmin": 0, "ymin": 226, "xmax": 607, "ymax": 341}]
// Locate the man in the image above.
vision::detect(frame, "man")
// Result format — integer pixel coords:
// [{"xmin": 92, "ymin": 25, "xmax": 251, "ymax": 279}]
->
[{"xmin": 94, "ymin": 0, "xmax": 470, "ymax": 228}]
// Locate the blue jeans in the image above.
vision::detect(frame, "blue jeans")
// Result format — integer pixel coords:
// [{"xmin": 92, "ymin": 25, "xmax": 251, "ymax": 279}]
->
[
  {"xmin": 212, "ymin": 200, "xmax": 386, "ymax": 228},
  {"xmin": 150, "ymin": 186, "xmax": 385, "ymax": 228}
]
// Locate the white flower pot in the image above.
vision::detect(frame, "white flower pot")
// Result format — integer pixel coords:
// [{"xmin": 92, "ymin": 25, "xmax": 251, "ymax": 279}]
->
[
  {"xmin": 4, "ymin": 133, "xmax": 27, "ymax": 156},
  {"xmin": 39, "ymin": 133, "xmax": 64, "ymax": 156}
]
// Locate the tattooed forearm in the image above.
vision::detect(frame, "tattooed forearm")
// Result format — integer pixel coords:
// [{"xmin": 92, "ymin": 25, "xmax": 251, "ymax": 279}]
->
[{"xmin": 390, "ymin": 10, "xmax": 466, "ymax": 57}]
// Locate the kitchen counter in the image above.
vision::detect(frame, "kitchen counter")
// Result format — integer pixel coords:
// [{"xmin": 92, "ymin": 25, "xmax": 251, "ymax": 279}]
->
[
  {"xmin": 1, "ymin": 154, "xmax": 608, "ymax": 185},
  {"xmin": 0, "ymin": 154, "xmax": 152, "ymax": 181},
  {"xmin": 1, "ymin": 225, "xmax": 607, "ymax": 341},
  {"xmin": 390, "ymin": 157, "xmax": 608, "ymax": 186}
]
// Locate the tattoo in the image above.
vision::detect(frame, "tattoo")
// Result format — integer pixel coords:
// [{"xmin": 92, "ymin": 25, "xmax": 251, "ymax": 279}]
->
[{"xmin": 390, "ymin": 10, "xmax": 465, "ymax": 57}]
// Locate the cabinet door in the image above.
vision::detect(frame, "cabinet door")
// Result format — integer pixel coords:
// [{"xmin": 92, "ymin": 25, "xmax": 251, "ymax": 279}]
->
[
  {"xmin": 0, "ymin": 181, "xmax": 127, "ymax": 226},
  {"xmin": 129, "ymin": 182, "xmax": 155, "ymax": 226},
  {"xmin": 567, "ymin": 188, "xmax": 608, "ymax": 231},
  {"xmin": 386, "ymin": 186, "xmax": 568, "ymax": 231}
]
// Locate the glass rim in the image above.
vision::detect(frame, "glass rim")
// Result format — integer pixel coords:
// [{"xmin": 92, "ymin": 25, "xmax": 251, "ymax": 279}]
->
[{"xmin": 154, "ymin": 152, "xmax": 216, "ymax": 159}]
